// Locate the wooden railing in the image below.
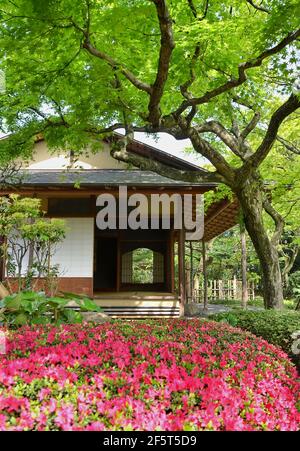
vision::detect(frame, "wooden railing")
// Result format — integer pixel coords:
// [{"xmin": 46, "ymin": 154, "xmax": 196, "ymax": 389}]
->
[{"xmin": 189, "ymin": 279, "xmax": 256, "ymax": 303}]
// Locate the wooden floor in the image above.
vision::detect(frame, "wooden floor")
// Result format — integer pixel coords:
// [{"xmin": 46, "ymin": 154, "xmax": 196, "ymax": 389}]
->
[{"xmin": 93, "ymin": 292, "xmax": 180, "ymax": 318}]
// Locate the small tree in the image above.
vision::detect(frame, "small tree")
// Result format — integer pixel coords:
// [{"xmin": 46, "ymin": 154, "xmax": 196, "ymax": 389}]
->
[{"xmin": 0, "ymin": 195, "xmax": 65, "ymax": 293}]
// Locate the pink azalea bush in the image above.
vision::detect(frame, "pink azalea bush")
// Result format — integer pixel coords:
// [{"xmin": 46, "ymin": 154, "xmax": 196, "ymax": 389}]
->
[{"xmin": 0, "ymin": 319, "xmax": 299, "ymax": 431}]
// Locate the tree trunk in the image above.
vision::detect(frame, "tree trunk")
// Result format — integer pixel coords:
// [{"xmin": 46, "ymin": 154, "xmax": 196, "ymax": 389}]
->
[
  {"xmin": 240, "ymin": 220, "xmax": 248, "ymax": 309},
  {"xmin": 236, "ymin": 180, "xmax": 283, "ymax": 309}
]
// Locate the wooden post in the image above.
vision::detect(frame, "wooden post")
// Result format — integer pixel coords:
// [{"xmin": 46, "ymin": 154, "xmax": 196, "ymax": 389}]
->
[
  {"xmin": 185, "ymin": 259, "xmax": 191, "ymax": 301},
  {"xmin": 166, "ymin": 230, "xmax": 175, "ymax": 293},
  {"xmin": 178, "ymin": 228, "xmax": 186, "ymax": 315},
  {"xmin": 240, "ymin": 221, "xmax": 248, "ymax": 308},
  {"xmin": 170, "ymin": 231, "xmax": 175, "ymax": 293},
  {"xmin": 233, "ymin": 275, "xmax": 237, "ymax": 300},
  {"xmin": 219, "ymin": 279, "xmax": 224, "ymax": 300},
  {"xmin": 116, "ymin": 234, "xmax": 121, "ymax": 291},
  {"xmin": 190, "ymin": 241, "xmax": 194, "ymax": 302},
  {"xmin": 202, "ymin": 240, "xmax": 208, "ymax": 311}
]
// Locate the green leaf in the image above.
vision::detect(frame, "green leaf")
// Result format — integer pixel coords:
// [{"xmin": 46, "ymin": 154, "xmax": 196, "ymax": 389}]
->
[
  {"xmin": 13, "ymin": 312, "xmax": 28, "ymax": 326},
  {"xmin": 3, "ymin": 294, "xmax": 22, "ymax": 311}
]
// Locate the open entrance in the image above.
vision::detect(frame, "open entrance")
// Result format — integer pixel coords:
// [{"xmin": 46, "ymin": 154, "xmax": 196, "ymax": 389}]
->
[
  {"xmin": 121, "ymin": 244, "xmax": 165, "ymax": 291},
  {"xmin": 94, "ymin": 237, "xmax": 118, "ymax": 291},
  {"xmin": 93, "ymin": 229, "xmax": 173, "ymax": 294}
]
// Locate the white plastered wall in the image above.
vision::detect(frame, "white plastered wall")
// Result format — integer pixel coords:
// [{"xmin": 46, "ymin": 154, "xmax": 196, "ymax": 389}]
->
[
  {"xmin": 6, "ymin": 218, "xmax": 94, "ymax": 278},
  {"xmin": 51, "ymin": 218, "xmax": 94, "ymax": 278},
  {"xmin": 25, "ymin": 140, "xmax": 128, "ymax": 170}
]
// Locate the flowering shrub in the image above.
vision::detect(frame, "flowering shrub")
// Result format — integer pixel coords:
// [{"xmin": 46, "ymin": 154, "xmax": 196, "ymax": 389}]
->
[{"xmin": 0, "ymin": 319, "xmax": 299, "ymax": 431}]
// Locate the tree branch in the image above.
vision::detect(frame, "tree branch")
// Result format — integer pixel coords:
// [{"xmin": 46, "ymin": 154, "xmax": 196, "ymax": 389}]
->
[
  {"xmin": 73, "ymin": 6, "xmax": 151, "ymax": 96},
  {"xmin": 276, "ymin": 135, "xmax": 300, "ymax": 155},
  {"xmin": 187, "ymin": 0, "xmax": 209, "ymax": 20},
  {"xmin": 147, "ymin": 0, "xmax": 175, "ymax": 126},
  {"xmin": 0, "ymin": 162, "xmax": 23, "ymax": 188},
  {"xmin": 281, "ymin": 239, "xmax": 299, "ymax": 280},
  {"xmin": 195, "ymin": 121, "xmax": 243, "ymax": 157},
  {"xmin": 180, "ymin": 45, "xmax": 201, "ymax": 100},
  {"xmin": 240, "ymin": 112, "xmax": 261, "ymax": 139},
  {"xmin": 263, "ymin": 198, "xmax": 284, "ymax": 246},
  {"xmin": 29, "ymin": 107, "xmax": 69, "ymax": 128},
  {"xmin": 173, "ymin": 29, "xmax": 300, "ymax": 117},
  {"xmin": 246, "ymin": 0, "xmax": 270, "ymax": 14},
  {"xmin": 246, "ymin": 94, "xmax": 300, "ymax": 169},
  {"xmin": 110, "ymin": 142, "xmax": 222, "ymax": 184},
  {"xmin": 84, "ymin": 122, "xmax": 178, "ymax": 136},
  {"xmin": 181, "ymin": 0, "xmax": 209, "ymax": 124},
  {"xmin": 82, "ymin": 40, "xmax": 152, "ymax": 95},
  {"xmin": 185, "ymin": 125, "xmax": 236, "ymax": 184}
]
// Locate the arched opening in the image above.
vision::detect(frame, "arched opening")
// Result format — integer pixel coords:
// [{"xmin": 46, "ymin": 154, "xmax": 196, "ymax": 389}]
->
[
  {"xmin": 121, "ymin": 246, "xmax": 165, "ymax": 289},
  {"xmin": 132, "ymin": 248, "xmax": 154, "ymax": 284}
]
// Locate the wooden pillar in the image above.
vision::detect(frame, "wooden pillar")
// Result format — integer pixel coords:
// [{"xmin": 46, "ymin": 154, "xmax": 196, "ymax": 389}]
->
[
  {"xmin": 190, "ymin": 242, "xmax": 194, "ymax": 301},
  {"xmin": 233, "ymin": 275, "xmax": 237, "ymax": 300},
  {"xmin": 178, "ymin": 228, "xmax": 186, "ymax": 315},
  {"xmin": 169, "ymin": 230, "xmax": 175, "ymax": 293},
  {"xmin": 240, "ymin": 221, "xmax": 248, "ymax": 309},
  {"xmin": 185, "ymin": 260, "xmax": 191, "ymax": 301},
  {"xmin": 202, "ymin": 239, "xmax": 208, "ymax": 311},
  {"xmin": 116, "ymin": 233, "xmax": 121, "ymax": 291},
  {"xmin": 91, "ymin": 194, "xmax": 97, "ymax": 297}
]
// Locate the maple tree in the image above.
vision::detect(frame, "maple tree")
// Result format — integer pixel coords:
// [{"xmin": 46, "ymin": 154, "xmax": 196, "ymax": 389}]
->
[{"xmin": 0, "ymin": 0, "xmax": 299, "ymax": 308}]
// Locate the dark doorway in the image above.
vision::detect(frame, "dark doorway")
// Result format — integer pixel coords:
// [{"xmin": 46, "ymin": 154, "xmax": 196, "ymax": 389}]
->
[{"xmin": 94, "ymin": 237, "xmax": 118, "ymax": 291}]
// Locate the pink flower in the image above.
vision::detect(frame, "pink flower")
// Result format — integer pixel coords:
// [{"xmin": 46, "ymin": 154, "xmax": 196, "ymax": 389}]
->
[{"xmin": 0, "ymin": 320, "xmax": 299, "ymax": 431}]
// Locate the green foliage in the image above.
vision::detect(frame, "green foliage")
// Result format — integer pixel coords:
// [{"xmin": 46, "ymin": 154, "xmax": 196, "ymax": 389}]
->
[
  {"xmin": 211, "ymin": 309, "xmax": 300, "ymax": 359},
  {"xmin": 132, "ymin": 248, "xmax": 154, "ymax": 284},
  {"xmin": 289, "ymin": 271, "xmax": 300, "ymax": 304},
  {"xmin": 208, "ymin": 226, "xmax": 259, "ymax": 282},
  {"xmin": 204, "ymin": 184, "xmax": 234, "ymax": 212},
  {"xmin": 261, "ymin": 135, "xmax": 300, "ymax": 279},
  {"xmin": 0, "ymin": 0, "xmax": 299, "ymax": 310},
  {"xmin": 0, "ymin": 290, "xmax": 101, "ymax": 327},
  {"xmin": 0, "ymin": 195, "xmax": 65, "ymax": 292},
  {"xmin": 188, "ymin": 225, "xmax": 259, "ymax": 287},
  {"xmin": 0, "ymin": 0, "xmax": 299, "ymax": 162},
  {"xmin": 209, "ymin": 297, "xmax": 296, "ymax": 310}
]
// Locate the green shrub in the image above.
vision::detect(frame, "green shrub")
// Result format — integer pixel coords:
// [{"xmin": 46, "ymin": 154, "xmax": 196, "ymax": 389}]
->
[
  {"xmin": 210, "ymin": 309, "xmax": 300, "ymax": 361},
  {"xmin": 209, "ymin": 298, "xmax": 296, "ymax": 310},
  {"xmin": 0, "ymin": 291, "xmax": 101, "ymax": 327},
  {"xmin": 289, "ymin": 271, "xmax": 300, "ymax": 307}
]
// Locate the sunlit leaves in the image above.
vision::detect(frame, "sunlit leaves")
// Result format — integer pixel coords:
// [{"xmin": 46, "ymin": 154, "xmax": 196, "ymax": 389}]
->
[{"xmin": 0, "ymin": 0, "xmax": 299, "ymax": 162}]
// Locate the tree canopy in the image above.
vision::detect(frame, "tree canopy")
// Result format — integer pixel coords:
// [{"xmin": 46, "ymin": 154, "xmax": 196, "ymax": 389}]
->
[
  {"xmin": 0, "ymin": 0, "xmax": 299, "ymax": 166},
  {"xmin": 0, "ymin": 0, "xmax": 299, "ymax": 308}
]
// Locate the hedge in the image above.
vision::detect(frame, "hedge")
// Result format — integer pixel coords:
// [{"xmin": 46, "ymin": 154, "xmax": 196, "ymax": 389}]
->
[{"xmin": 210, "ymin": 309, "xmax": 300, "ymax": 363}]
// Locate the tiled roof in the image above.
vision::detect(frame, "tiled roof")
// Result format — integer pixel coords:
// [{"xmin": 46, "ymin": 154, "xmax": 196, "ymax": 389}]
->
[{"xmin": 17, "ymin": 169, "xmax": 216, "ymax": 188}]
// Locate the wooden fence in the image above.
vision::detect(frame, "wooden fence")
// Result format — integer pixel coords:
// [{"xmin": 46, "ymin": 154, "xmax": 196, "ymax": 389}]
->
[{"xmin": 189, "ymin": 279, "xmax": 256, "ymax": 303}]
